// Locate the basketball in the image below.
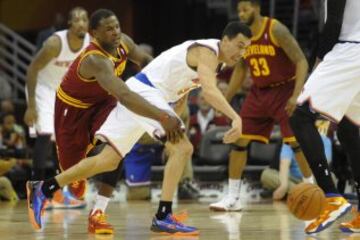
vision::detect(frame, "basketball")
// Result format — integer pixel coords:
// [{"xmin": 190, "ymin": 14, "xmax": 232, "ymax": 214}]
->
[{"xmin": 287, "ymin": 183, "xmax": 327, "ymax": 220}]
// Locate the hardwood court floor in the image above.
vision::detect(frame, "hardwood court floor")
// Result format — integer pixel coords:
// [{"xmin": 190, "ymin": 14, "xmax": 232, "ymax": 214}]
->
[{"xmin": 0, "ymin": 200, "xmax": 358, "ymax": 240}]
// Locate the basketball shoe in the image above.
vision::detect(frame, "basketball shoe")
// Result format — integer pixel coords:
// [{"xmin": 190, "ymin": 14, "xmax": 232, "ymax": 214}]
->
[
  {"xmin": 68, "ymin": 179, "xmax": 87, "ymax": 200},
  {"xmin": 209, "ymin": 195, "xmax": 243, "ymax": 211},
  {"xmin": 339, "ymin": 207, "xmax": 360, "ymax": 233},
  {"xmin": 88, "ymin": 209, "xmax": 114, "ymax": 234},
  {"xmin": 305, "ymin": 195, "xmax": 352, "ymax": 234},
  {"xmin": 150, "ymin": 213, "xmax": 199, "ymax": 235},
  {"xmin": 26, "ymin": 181, "xmax": 47, "ymax": 230}
]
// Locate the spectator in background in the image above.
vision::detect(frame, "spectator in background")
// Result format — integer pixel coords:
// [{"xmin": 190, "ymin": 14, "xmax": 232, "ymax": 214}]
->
[
  {"xmin": 189, "ymin": 89, "xmax": 229, "ymax": 152},
  {"xmin": 261, "ymin": 120, "xmax": 332, "ymax": 200},
  {"xmin": 0, "ymin": 113, "xmax": 26, "ymax": 158},
  {"xmin": 35, "ymin": 13, "xmax": 65, "ymax": 50},
  {"xmin": 0, "ymin": 158, "xmax": 18, "ymax": 201}
]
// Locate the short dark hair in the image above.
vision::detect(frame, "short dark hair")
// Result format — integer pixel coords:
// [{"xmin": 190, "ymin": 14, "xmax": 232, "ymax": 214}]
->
[
  {"xmin": 222, "ymin": 21, "xmax": 252, "ymax": 39},
  {"xmin": 90, "ymin": 9, "xmax": 116, "ymax": 30},
  {"xmin": 238, "ymin": 0, "xmax": 261, "ymax": 6},
  {"xmin": 68, "ymin": 6, "xmax": 87, "ymax": 21}
]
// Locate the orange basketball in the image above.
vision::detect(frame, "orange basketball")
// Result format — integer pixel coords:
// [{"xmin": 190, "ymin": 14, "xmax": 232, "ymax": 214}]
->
[{"xmin": 287, "ymin": 183, "xmax": 327, "ymax": 220}]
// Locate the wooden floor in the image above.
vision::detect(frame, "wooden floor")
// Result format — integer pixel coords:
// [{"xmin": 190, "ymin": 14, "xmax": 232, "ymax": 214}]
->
[{"xmin": 0, "ymin": 200, "xmax": 358, "ymax": 240}]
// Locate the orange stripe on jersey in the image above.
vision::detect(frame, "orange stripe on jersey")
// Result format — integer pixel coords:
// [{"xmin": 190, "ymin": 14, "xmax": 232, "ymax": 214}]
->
[
  {"xmin": 76, "ymin": 50, "xmax": 107, "ymax": 82},
  {"xmin": 269, "ymin": 19, "xmax": 280, "ymax": 47},
  {"xmin": 252, "ymin": 17, "xmax": 268, "ymax": 41},
  {"xmin": 57, "ymin": 87, "xmax": 92, "ymax": 109}
]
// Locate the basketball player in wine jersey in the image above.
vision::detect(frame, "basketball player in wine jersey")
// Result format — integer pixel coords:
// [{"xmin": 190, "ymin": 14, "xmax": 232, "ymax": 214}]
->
[{"xmin": 210, "ymin": 0, "xmax": 313, "ymax": 211}]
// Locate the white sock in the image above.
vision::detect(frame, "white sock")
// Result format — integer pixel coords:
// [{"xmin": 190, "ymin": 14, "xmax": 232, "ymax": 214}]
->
[
  {"xmin": 92, "ymin": 194, "xmax": 110, "ymax": 215},
  {"xmin": 228, "ymin": 179, "xmax": 241, "ymax": 199},
  {"xmin": 303, "ymin": 175, "xmax": 315, "ymax": 184}
]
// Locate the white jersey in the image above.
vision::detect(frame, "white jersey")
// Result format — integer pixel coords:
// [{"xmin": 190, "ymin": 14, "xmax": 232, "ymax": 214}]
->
[
  {"xmin": 339, "ymin": 0, "xmax": 360, "ymax": 42},
  {"xmin": 141, "ymin": 39, "xmax": 220, "ymax": 103},
  {"xmin": 37, "ymin": 30, "xmax": 90, "ymax": 90}
]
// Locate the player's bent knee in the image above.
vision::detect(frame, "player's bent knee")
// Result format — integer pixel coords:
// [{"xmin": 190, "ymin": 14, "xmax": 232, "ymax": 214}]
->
[{"xmin": 231, "ymin": 138, "xmax": 250, "ymax": 152}]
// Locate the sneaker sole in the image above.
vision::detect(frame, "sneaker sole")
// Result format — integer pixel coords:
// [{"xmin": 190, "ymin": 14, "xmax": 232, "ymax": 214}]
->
[
  {"xmin": 88, "ymin": 227, "xmax": 114, "ymax": 235},
  {"xmin": 51, "ymin": 203, "xmax": 86, "ymax": 209},
  {"xmin": 339, "ymin": 227, "xmax": 360, "ymax": 233},
  {"xmin": 306, "ymin": 203, "xmax": 352, "ymax": 234},
  {"xmin": 26, "ymin": 182, "xmax": 41, "ymax": 230},
  {"xmin": 151, "ymin": 225, "xmax": 199, "ymax": 236}
]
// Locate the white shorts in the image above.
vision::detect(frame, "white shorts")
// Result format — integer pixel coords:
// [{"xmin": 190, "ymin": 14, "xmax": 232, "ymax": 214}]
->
[
  {"xmin": 297, "ymin": 42, "xmax": 360, "ymax": 124},
  {"xmin": 29, "ymin": 84, "xmax": 56, "ymax": 137},
  {"xmin": 95, "ymin": 77, "xmax": 181, "ymax": 157}
]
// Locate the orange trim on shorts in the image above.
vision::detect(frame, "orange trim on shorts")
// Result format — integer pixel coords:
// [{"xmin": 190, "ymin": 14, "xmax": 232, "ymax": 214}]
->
[
  {"xmin": 57, "ymin": 87, "xmax": 92, "ymax": 109},
  {"xmin": 252, "ymin": 17, "xmax": 268, "ymax": 41},
  {"xmin": 283, "ymin": 136, "xmax": 296, "ymax": 143},
  {"xmin": 241, "ymin": 134, "xmax": 269, "ymax": 143},
  {"xmin": 269, "ymin": 19, "xmax": 280, "ymax": 47}
]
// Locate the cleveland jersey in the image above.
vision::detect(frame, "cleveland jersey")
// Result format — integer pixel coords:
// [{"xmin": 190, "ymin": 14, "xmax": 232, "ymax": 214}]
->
[
  {"xmin": 37, "ymin": 30, "xmax": 90, "ymax": 90},
  {"xmin": 57, "ymin": 40, "xmax": 128, "ymax": 108},
  {"xmin": 243, "ymin": 17, "xmax": 295, "ymax": 88}
]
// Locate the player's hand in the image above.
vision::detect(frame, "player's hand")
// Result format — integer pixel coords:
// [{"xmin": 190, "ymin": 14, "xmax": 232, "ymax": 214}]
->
[
  {"xmin": 285, "ymin": 96, "xmax": 298, "ymax": 116},
  {"xmin": 273, "ymin": 185, "xmax": 287, "ymax": 200},
  {"xmin": 160, "ymin": 113, "xmax": 184, "ymax": 144},
  {"xmin": 24, "ymin": 106, "xmax": 38, "ymax": 127},
  {"xmin": 223, "ymin": 117, "xmax": 242, "ymax": 144}
]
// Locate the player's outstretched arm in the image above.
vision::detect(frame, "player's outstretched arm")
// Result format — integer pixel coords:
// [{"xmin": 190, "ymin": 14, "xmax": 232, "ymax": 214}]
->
[
  {"xmin": 226, "ymin": 60, "xmax": 247, "ymax": 102},
  {"xmin": 272, "ymin": 21, "xmax": 309, "ymax": 115},
  {"xmin": 195, "ymin": 47, "xmax": 242, "ymax": 143},
  {"xmin": 81, "ymin": 54, "xmax": 183, "ymax": 143},
  {"xmin": 24, "ymin": 35, "xmax": 60, "ymax": 126}
]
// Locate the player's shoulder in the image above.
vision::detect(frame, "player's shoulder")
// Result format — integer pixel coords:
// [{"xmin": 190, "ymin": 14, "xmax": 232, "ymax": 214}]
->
[
  {"xmin": 43, "ymin": 34, "xmax": 62, "ymax": 51},
  {"xmin": 269, "ymin": 18, "xmax": 291, "ymax": 46}
]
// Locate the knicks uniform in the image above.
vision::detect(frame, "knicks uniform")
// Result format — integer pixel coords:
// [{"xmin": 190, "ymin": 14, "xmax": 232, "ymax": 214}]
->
[
  {"xmin": 30, "ymin": 30, "xmax": 90, "ymax": 136},
  {"xmin": 297, "ymin": 0, "xmax": 360, "ymax": 124},
  {"xmin": 55, "ymin": 40, "xmax": 128, "ymax": 170},
  {"xmin": 96, "ymin": 39, "xmax": 219, "ymax": 157},
  {"xmin": 240, "ymin": 17, "xmax": 296, "ymax": 143}
]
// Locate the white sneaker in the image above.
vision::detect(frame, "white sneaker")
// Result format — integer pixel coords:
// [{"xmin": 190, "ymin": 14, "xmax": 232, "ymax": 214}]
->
[{"xmin": 209, "ymin": 195, "xmax": 243, "ymax": 211}]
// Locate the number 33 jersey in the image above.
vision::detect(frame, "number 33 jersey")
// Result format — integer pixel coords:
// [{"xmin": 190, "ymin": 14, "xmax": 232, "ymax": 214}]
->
[{"xmin": 243, "ymin": 17, "xmax": 295, "ymax": 88}]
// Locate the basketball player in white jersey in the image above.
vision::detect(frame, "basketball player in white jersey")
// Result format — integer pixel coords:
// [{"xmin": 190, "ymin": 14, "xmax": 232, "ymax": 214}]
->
[
  {"xmin": 27, "ymin": 21, "xmax": 252, "ymax": 235},
  {"xmin": 24, "ymin": 7, "xmax": 90, "ymax": 208},
  {"xmin": 290, "ymin": 0, "xmax": 360, "ymax": 234}
]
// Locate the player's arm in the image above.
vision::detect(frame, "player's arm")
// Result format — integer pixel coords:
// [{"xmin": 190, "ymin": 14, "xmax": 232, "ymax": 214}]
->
[
  {"xmin": 24, "ymin": 35, "xmax": 61, "ymax": 126},
  {"xmin": 173, "ymin": 94, "xmax": 188, "ymax": 116},
  {"xmin": 121, "ymin": 34, "xmax": 153, "ymax": 68},
  {"xmin": 315, "ymin": 0, "xmax": 346, "ymax": 69},
  {"xmin": 195, "ymin": 47, "xmax": 242, "ymax": 143},
  {"xmin": 272, "ymin": 21, "xmax": 309, "ymax": 115},
  {"xmin": 81, "ymin": 54, "xmax": 183, "ymax": 142},
  {"xmin": 225, "ymin": 59, "xmax": 248, "ymax": 102}
]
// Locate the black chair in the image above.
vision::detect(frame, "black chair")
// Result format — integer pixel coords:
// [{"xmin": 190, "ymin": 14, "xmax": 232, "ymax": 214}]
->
[{"xmin": 193, "ymin": 127, "xmax": 231, "ymax": 182}]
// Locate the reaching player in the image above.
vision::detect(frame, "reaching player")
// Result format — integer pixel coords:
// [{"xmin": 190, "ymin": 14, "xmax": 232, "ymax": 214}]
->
[
  {"xmin": 24, "ymin": 7, "xmax": 90, "ymax": 208},
  {"xmin": 210, "ymin": 0, "xmax": 313, "ymax": 211},
  {"xmin": 26, "ymin": 12, "xmax": 252, "ymax": 235},
  {"xmin": 290, "ymin": 0, "xmax": 359, "ymax": 234}
]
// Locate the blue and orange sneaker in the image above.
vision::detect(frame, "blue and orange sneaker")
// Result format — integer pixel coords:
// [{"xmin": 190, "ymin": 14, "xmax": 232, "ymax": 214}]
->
[
  {"xmin": 305, "ymin": 195, "xmax": 352, "ymax": 234},
  {"xmin": 150, "ymin": 213, "xmax": 199, "ymax": 236},
  {"xmin": 26, "ymin": 181, "xmax": 47, "ymax": 230},
  {"xmin": 339, "ymin": 208, "xmax": 360, "ymax": 233}
]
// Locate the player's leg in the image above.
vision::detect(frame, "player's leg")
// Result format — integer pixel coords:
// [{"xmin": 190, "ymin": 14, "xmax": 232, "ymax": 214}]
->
[
  {"xmin": 279, "ymin": 115, "xmax": 313, "ymax": 181},
  {"xmin": 338, "ymin": 105, "xmax": 360, "ymax": 232},
  {"xmin": 290, "ymin": 103, "xmax": 351, "ymax": 233},
  {"xmin": 31, "ymin": 85, "xmax": 55, "ymax": 181},
  {"xmin": 26, "ymin": 143, "xmax": 122, "ymax": 230},
  {"xmin": 209, "ymin": 137, "xmax": 250, "ymax": 211}
]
